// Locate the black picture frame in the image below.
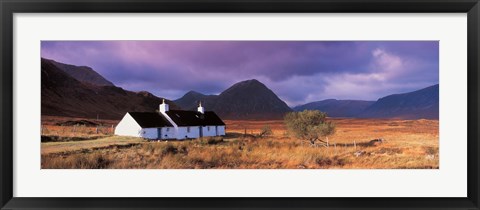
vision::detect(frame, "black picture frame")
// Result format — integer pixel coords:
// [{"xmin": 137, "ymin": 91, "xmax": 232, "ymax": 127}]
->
[{"xmin": 1, "ymin": 0, "xmax": 479, "ymax": 209}]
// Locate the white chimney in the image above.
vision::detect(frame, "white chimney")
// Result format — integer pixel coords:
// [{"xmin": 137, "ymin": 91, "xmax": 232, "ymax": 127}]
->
[
  {"xmin": 159, "ymin": 99, "xmax": 169, "ymax": 113},
  {"xmin": 197, "ymin": 101, "xmax": 205, "ymax": 114}
]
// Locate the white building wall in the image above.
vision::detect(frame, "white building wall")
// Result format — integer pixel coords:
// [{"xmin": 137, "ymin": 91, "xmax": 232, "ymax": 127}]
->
[
  {"xmin": 141, "ymin": 127, "xmax": 176, "ymax": 140},
  {"xmin": 176, "ymin": 127, "xmax": 187, "ymax": 140},
  {"xmin": 202, "ymin": 126, "xmax": 217, "ymax": 137},
  {"xmin": 141, "ymin": 128, "xmax": 158, "ymax": 139},
  {"xmin": 160, "ymin": 127, "xmax": 176, "ymax": 139},
  {"xmin": 176, "ymin": 126, "xmax": 201, "ymax": 139},
  {"xmin": 217, "ymin": 125, "xmax": 226, "ymax": 136},
  {"xmin": 114, "ymin": 113, "xmax": 142, "ymax": 138}
]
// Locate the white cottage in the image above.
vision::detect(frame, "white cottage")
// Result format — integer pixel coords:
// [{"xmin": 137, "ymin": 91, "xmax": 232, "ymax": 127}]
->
[
  {"xmin": 114, "ymin": 112, "xmax": 175, "ymax": 139},
  {"xmin": 115, "ymin": 100, "xmax": 226, "ymax": 140}
]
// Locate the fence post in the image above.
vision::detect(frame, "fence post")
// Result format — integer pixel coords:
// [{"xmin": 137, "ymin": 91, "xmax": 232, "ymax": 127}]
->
[
  {"xmin": 354, "ymin": 140, "xmax": 357, "ymax": 150},
  {"xmin": 326, "ymin": 137, "xmax": 329, "ymax": 147}
]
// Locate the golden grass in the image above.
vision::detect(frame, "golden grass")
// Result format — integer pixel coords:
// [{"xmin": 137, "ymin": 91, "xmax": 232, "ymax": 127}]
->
[
  {"xmin": 41, "ymin": 118, "xmax": 438, "ymax": 169},
  {"xmin": 42, "ymin": 115, "xmax": 118, "ymax": 126},
  {"xmin": 41, "ymin": 125, "xmax": 114, "ymax": 138},
  {"xmin": 41, "ymin": 136, "xmax": 144, "ymax": 155},
  {"xmin": 41, "ymin": 115, "xmax": 117, "ymax": 138}
]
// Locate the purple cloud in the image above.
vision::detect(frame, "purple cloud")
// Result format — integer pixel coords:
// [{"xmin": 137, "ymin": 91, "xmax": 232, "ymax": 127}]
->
[{"xmin": 41, "ymin": 41, "xmax": 439, "ymax": 106}]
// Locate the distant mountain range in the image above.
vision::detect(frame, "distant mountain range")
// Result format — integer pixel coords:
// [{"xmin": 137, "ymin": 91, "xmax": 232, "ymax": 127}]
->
[
  {"xmin": 41, "ymin": 58, "xmax": 179, "ymax": 120},
  {"xmin": 358, "ymin": 84, "xmax": 439, "ymax": 119},
  {"xmin": 293, "ymin": 99, "xmax": 375, "ymax": 117},
  {"xmin": 294, "ymin": 85, "xmax": 439, "ymax": 120},
  {"xmin": 42, "ymin": 58, "xmax": 439, "ymax": 120}
]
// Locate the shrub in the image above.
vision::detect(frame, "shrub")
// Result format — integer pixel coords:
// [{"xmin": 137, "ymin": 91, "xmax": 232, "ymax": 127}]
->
[
  {"xmin": 315, "ymin": 156, "xmax": 345, "ymax": 167},
  {"xmin": 206, "ymin": 137, "xmax": 223, "ymax": 145},
  {"xmin": 257, "ymin": 125, "xmax": 273, "ymax": 138},
  {"xmin": 179, "ymin": 145, "xmax": 189, "ymax": 155},
  {"xmin": 162, "ymin": 144, "xmax": 178, "ymax": 155},
  {"xmin": 424, "ymin": 146, "xmax": 438, "ymax": 155},
  {"xmin": 284, "ymin": 110, "xmax": 335, "ymax": 146}
]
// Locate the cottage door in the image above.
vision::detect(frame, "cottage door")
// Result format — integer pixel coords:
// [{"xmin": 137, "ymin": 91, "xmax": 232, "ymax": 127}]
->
[{"xmin": 199, "ymin": 127, "xmax": 203, "ymax": 137}]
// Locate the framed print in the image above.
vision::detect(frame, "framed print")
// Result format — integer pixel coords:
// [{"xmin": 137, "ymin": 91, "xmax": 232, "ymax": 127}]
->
[{"xmin": 1, "ymin": 0, "xmax": 479, "ymax": 209}]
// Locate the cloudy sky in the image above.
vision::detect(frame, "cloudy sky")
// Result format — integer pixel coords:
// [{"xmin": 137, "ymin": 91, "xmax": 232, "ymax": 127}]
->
[{"xmin": 41, "ymin": 41, "xmax": 438, "ymax": 107}]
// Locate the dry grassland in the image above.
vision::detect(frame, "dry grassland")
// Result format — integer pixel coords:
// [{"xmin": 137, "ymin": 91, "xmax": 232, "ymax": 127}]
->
[
  {"xmin": 41, "ymin": 115, "xmax": 116, "ymax": 141},
  {"xmin": 41, "ymin": 118, "xmax": 438, "ymax": 169}
]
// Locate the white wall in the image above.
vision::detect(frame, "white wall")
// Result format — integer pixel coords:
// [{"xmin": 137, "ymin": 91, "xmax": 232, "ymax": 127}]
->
[
  {"xmin": 176, "ymin": 127, "xmax": 187, "ymax": 140},
  {"xmin": 140, "ymin": 127, "xmax": 176, "ymax": 140},
  {"xmin": 114, "ymin": 113, "xmax": 142, "ymax": 137},
  {"xmin": 160, "ymin": 127, "xmax": 176, "ymax": 139},
  {"xmin": 177, "ymin": 126, "xmax": 200, "ymax": 139},
  {"xmin": 202, "ymin": 126, "xmax": 217, "ymax": 137},
  {"xmin": 141, "ymin": 128, "xmax": 158, "ymax": 139},
  {"xmin": 217, "ymin": 126, "xmax": 226, "ymax": 136}
]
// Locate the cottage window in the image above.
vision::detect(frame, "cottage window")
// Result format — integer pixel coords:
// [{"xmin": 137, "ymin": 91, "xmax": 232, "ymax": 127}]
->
[
  {"xmin": 207, "ymin": 126, "xmax": 210, "ymax": 131},
  {"xmin": 187, "ymin": 127, "xmax": 190, "ymax": 132},
  {"xmin": 166, "ymin": 128, "xmax": 170, "ymax": 132}
]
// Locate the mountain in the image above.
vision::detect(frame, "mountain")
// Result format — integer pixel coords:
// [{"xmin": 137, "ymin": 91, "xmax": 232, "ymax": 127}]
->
[
  {"xmin": 213, "ymin": 79, "xmax": 293, "ymax": 119},
  {"xmin": 174, "ymin": 79, "xmax": 293, "ymax": 119},
  {"xmin": 45, "ymin": 58, "xmax": 114, "ymax": 86},
  {"xmin": 41, "ymin": 58, "xmax": 179, "ymax": 120},
  {"xmin": 293, "ymin": 99, "xmax": 375, "ymax": 117},
  {"xmin": 174, "ymin": 91, "xmax": 218, "ymax": 111},
  {"xmin": 359, "ymin": 84, "xmax": 439, "ymax": 119}
]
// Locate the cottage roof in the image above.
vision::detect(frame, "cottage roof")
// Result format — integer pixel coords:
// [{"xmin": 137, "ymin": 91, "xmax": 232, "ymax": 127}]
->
[
  {"xmin": 165, "ymin": 110, "xmax": 225, "ymax": 126},
  {"xmin": 128, "ymin": 112, "xmax": 173, "ymax": 128}
]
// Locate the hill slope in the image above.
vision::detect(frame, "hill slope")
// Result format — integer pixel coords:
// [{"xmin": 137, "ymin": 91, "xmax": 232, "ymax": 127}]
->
[
  {"xmin": 44, "ymin": 58, "xmax": 114, "ymax": 86},
  {"xmin": 41, "ymin": 59, "xmax": 178, "ymax": 120},
  {"xmin": 294, "ymin": 99, "xmax": 375, "ymax": 117},
  {"xmin": 359, "ymin": 84, "xmax": 439, "ymax": 119},
  {"xmin": 174, "ymin": 91, "xmax": 218, "ymax": 111}
]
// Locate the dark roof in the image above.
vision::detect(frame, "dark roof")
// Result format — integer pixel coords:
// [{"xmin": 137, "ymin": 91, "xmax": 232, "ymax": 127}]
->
[
  {"xmin": 165, "ymin": 110, "xmax": 225, "ymax": 126},
  {"xmin": 128, "ymin": 112, "xmax": 173, "ymax": 128}
]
